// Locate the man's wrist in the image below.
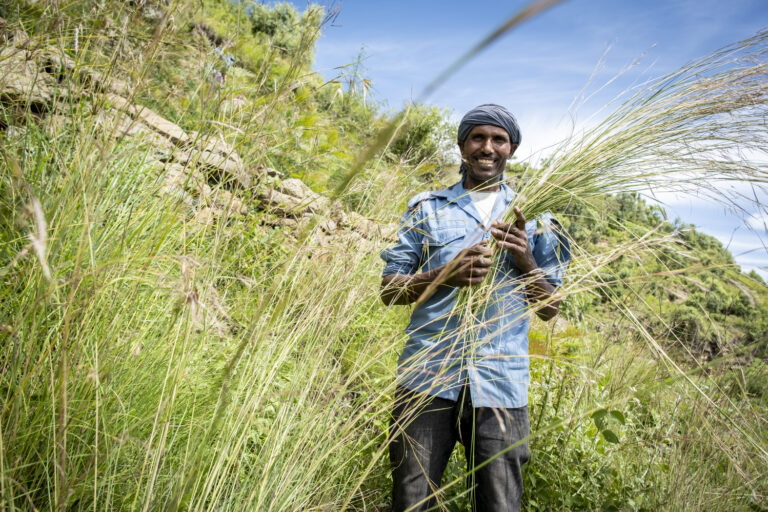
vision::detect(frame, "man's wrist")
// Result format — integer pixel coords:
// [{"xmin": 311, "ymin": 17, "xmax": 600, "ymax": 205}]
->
[{"xmin": 524, "ymin": 266, "xmax": 545, "ymax": 278}]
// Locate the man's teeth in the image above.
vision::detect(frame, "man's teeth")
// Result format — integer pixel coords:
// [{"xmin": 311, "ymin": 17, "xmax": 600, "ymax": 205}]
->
[{"xmin": 478, "ymin": 158, "xmax": 494, "ymax": 164}]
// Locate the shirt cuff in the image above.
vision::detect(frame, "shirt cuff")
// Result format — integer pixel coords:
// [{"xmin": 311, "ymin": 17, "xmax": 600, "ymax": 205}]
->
[{"xmin": 382, "ymin": 262, "xmax": 416, "ymax": 277}]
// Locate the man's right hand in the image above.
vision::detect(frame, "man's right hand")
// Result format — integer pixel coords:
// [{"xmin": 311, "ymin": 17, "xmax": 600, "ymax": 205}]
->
[
  {"xmin": 381, "ymin": 241, "xmax": 494, "ymax": 306},
  {"xmin": 442, "ymin": 241, "xmax": 493, "ymax": 287}
]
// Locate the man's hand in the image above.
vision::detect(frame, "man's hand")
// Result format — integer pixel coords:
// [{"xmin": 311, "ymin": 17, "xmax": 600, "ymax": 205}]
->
[
  {"xmin": 380, "ymin": 241, "xmax": 493, "ymax": 306},
  {"xmin": 490, "ymin": 206, "xmax": 536, "ymax": 274},
  {"xmin": 490, "ymin": 207, "xmax": 563, "ymax": 321},
  {"xmin": 443, "ymin": 241, "xmax": 493, "ymax": 287}
]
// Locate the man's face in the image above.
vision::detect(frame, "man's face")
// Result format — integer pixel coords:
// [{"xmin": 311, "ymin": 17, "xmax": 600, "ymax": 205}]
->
[{"xmin": 458, "ymin": 124, "xmax": 518, "ymax": 189}]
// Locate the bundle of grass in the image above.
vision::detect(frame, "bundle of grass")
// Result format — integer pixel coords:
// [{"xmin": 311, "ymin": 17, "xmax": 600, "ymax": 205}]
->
[
  {"xmin": 515, "ymin": 29, "xmax": 768, "ymax": 220},
  {"xmin": 456, "ymin": 29, "xmax": 768, "ymax": 314}
]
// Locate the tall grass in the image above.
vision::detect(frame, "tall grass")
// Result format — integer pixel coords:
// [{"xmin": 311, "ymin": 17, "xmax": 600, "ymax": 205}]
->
[
  {"xmin": 1, "ymin": 1, "xmax": 767, "ymax": 511},
  {"xmin": 1, "ymin": 2, "xmax": 404, "ymax": 510}
]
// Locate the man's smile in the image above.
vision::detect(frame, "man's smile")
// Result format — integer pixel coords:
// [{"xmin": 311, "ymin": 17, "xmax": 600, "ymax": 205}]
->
[{"xmin": 476, "ymin": 157, "xmax": 496, "ymax": 166}]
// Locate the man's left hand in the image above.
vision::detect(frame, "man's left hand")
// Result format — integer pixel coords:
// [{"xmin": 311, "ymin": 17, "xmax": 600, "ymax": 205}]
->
[{"xmin": 490, "ymin": 206, "xmax": 537, "ymax": 274}]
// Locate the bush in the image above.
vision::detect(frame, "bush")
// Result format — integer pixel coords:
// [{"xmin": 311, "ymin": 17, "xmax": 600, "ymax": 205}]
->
[
  {"xmin": 248, "ymin": 2, "xmax": 323, "ymax": 67},
  {"xmin": 387, "ymin": 104, "xmax": 454, "ymax": 177}
]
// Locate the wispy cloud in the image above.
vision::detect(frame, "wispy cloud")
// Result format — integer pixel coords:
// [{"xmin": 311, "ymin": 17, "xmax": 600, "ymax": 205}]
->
[{"xmin": 747, "ymin": 212, "xmax": 768, "ymax": 232}]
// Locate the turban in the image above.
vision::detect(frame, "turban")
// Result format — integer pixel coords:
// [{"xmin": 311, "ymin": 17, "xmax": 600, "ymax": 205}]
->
[{"xmin": 457, "ymin": 104, "xmax": 521, "ymax": 145}]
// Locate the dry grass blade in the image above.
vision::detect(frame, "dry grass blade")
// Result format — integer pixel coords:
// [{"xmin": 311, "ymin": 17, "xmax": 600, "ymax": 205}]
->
[
  {"xmin": 416, "ymin": 0, "xmax": 566, "ymax": 102},
  {"xmin": 330, "ymin": 0, "xmax": 565, "ymax": 199},
  {"xmin": 28, "ymin": 195, "xmax": 52, "ymax": 282}
]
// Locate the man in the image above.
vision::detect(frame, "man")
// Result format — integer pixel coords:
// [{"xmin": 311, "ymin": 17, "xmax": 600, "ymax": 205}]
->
[{"xmin": 380, "ymin": 104, "xmax": 570, "ymax": 512}]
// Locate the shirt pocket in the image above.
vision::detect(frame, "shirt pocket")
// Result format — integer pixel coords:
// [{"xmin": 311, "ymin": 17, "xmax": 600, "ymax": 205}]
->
[{"xmin": 422, "ymin": 227, "xmax": 465, "ymax": 270}]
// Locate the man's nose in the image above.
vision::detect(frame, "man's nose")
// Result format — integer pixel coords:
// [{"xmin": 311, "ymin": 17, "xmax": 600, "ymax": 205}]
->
[{"xmin": 481, "ymin": 137, "xmax": 494, "ymax": 153}]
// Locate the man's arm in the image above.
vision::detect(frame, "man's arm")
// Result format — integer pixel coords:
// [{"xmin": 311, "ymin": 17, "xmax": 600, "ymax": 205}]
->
[
  {"xmin": 490, "ymin": 207, "xmax": 562, "ymax": 321},
  {"xmin": 380, "ymin": 242, "xmax": 493, "ymax": 306}
]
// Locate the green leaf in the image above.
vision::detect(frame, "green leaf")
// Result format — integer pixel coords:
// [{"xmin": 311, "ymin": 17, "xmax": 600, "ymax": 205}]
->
[
  {"xmin": 609, "ymin": 410, "xmax": 626, "ymax": 425},
  {"xmin": 602, "ymin": 429, "xmax": 620, "ymax": 444},
  {"xmin": 592, "ymin": 408, "xmax": 608, "ymax": 431}
]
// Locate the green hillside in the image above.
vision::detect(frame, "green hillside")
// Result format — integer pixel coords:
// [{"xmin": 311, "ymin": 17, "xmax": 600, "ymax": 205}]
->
[{"xmin": 1, "ymin": 1, "xmax": 766, "ymax": 510}]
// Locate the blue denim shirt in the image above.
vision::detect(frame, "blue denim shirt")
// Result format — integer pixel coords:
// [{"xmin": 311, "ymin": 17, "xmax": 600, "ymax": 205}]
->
[{"xmin": 381, "ymin": 180, "xmax": 571, "ymax": 408}]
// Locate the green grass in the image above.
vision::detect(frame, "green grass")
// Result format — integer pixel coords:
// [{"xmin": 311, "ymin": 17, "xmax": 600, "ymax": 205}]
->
[{"xmin": 1, "ymin": 1, "xmax": 767, "ymax": 511}]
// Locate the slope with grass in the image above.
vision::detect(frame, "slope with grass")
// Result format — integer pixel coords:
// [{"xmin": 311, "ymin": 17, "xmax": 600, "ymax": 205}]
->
[{"xmin": 1, "ymin": 1, "xmax": 767, "ymax": 511}]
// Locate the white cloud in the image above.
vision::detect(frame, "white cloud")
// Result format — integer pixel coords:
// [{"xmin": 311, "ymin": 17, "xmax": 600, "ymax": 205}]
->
[{"xmin": 747, "ymin": 212, "xmax": 768, "ymax": 232}]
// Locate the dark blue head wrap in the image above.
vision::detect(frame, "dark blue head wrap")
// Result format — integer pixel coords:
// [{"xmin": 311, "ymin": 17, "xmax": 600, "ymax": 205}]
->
[{"xmin": 457, "ymin": 104, "xmax": 521, "ymax": 145}]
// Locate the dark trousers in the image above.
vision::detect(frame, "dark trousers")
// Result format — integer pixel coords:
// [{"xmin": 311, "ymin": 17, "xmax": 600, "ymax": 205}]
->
[{"xmin": 389, "ymin": 386, "xmax": 530, "ymax": 512}]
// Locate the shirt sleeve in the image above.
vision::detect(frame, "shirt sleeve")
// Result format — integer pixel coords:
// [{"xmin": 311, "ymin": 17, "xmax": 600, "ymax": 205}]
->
[
  {"xmin": 380, "ymin": 204, "xmax": 427, "ymax": 277},
  {"xmin": 532, "ymin": 213, "xmax": 571, "ymax": 287}
]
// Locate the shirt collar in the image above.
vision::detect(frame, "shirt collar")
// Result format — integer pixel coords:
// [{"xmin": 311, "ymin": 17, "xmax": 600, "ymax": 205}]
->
[{"xmin": 443, "ymin": 179, "xmax": 516, "ymax": 226}]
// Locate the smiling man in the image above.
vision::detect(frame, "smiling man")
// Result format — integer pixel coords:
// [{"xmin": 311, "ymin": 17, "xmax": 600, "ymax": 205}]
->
[{"xmin": 380, "ymin": 104, "xmax": 571, "ymax": 511}]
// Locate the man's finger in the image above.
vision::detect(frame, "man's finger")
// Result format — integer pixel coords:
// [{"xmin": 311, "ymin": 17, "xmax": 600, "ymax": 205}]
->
[
  {"xmin": 468, "ymin": 243, "xmax": 492, "ymax": 256},
  {"xmin": 473, "ymin": 257, "xmax": 492, "ymax": 267},
  {"xmin": 514, "ymin": 206, "xmax": 526, "ymax": 230}
]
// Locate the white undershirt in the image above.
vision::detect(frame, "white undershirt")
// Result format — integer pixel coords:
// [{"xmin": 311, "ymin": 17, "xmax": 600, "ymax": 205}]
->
[{"xmin": 468, "ymin": 189, "xmax": 499, "ymax": 227}]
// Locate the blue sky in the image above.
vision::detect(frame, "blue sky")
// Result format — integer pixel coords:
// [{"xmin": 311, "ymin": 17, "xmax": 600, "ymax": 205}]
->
[{"xmin": 275, "ymin": 0, "xmax": 768, "ymax": 277}]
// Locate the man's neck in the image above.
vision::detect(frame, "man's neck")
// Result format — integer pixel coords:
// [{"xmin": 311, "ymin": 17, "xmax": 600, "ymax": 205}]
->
[{"xmin": 463, "ymin": 177, "xmax": 502, "ymax": 192}]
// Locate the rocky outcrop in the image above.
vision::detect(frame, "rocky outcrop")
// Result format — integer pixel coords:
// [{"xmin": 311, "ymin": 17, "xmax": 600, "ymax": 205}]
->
[{"xmin": 0, "ymin": 20, "xmax": 392, "ymax": 247}]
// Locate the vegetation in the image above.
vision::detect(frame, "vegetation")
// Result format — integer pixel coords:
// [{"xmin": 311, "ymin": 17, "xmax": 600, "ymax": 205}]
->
[{"xmin": 0, "ymin": 1, "xmax": 766, "ymax": 511}]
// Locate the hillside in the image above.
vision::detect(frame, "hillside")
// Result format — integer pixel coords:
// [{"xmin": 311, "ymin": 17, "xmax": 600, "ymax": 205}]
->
[{"xmin": 1, "ymin": 1, "xmax": 767, "ymax": 510}]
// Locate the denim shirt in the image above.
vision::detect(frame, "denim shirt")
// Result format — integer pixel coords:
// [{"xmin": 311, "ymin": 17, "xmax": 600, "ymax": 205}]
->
[{"xmin": 381, "ymin": 180, "xmax": 571, "ymax": 408}]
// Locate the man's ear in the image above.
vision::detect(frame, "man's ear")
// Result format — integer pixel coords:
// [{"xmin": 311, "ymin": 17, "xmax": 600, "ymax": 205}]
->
[
  {"xmin": 509, "ymin": 143, "xmax": 519, "ymax": 157},
  {"xmin": 458, "ymin": 140, "xmax": 467, "ymax": 162}
]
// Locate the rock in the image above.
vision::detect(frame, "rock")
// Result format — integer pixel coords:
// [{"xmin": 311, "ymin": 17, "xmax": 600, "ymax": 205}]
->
[
  {"xmin": 318, "ymin": 218, "xmax": 337, "ymax": 232},
  {"xmin": 90, "ymin": 70, "xmax": 130, "ymax": 96},
  {"xmin": 256, "ymin": 178, "xmax": 330, "ymax": 217},
  {"xmin": 159, "ymin": 164, "xmax": 196, "ymax": 208},
  {"xmin": 40, "ymin": 48, "xmax": 130, "ymax": 96},
  {"xmin": 98, "ymin": 110, "xmax": 175, "ymax": 150},
  {"xmin": 0, "ymin": 47, "xmax": 55, "ymax": 110},
  {"xmin": 182, "ymin": 132, "xmax": 250, "ymax": 189},
  {"xmin": 105, "ymin": 93, "xmax": 189, "ymax": 146},
  {"xmin": 257, "ymin": 188, "xmax": 306, "ymax": 216},
  {"xmin": 193, "ymin": 207, "xmax": 216, "ymax": 225},
  {"xmin": 174, "ymin": 148, "xmax": 250, "ymax": 189},
  {"xmin": 258, "ymin": 165, "xmax": 282, "ymax": 178},
  {"xmin": 266, "ymin": 217, "xmax": 298, "ymax": 228},
  {"xmin": 39, "ymin": 48, "xmax": 75, "ymax": 79},
  {"xmin": 210, "ymin": 188, "xmax": 247, "ymax": 216},
  {"xmin": 277, "ymin": 178, "xmax": 330, "ymax": 213}
]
